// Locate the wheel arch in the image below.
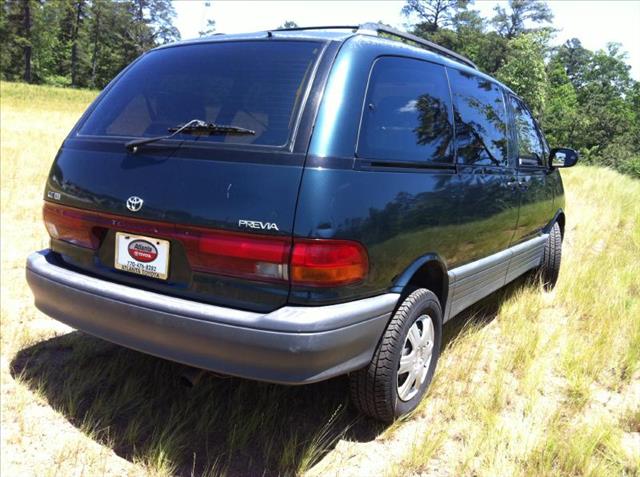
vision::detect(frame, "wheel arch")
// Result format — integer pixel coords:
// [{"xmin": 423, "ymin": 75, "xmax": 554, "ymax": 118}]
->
[
  {"xmin": 390, "ymin": 254, "xmax": 449, "ymax": 311},
  {"xmin": 547, "ymin": 209, "xmax": 566, "ymax": 239}
]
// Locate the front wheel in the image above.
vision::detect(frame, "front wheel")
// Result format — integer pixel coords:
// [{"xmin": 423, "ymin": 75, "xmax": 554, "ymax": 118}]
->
[
  {"xmin": 349, "ymin": 288, "xmax": 442, "ymax": 422},
  {"xmin": 539, "ymin": 222, "xmax": 562, "ymax": 290}
]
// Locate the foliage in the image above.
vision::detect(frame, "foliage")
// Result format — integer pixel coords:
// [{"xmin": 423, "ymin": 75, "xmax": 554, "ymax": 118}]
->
[
  {"xmin": 542, "ymin": 58, "xmax": 579, "ymax": 147},
  {"xmin": 402, "ymin": 0, "xmax": 472, "ymax": 33},
  {"xmin": 199, "ymin": 19, "xmax": 216, "ymax": 37},
  {"xmin": 0, "ymin": 0, "xmax": 180, "ymax": 89},
  {"xmin": 495, "ymin": 32, "xmax": 548, "ymax": 116},
  {"xmin": 403, "ymin": 0, "xmax": 640, "ymax": 177},
  {"xmin": 278, "ymin": 20, "xmax": 299, "ymax": 29},
  {"xmin": 490, "ymin": 0, "xmax": 553, "ymax": 39}
]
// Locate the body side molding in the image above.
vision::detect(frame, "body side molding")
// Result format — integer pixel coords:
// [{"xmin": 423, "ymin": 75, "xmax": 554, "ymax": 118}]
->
[{"xmin": 445, "ymin": 234, "xmax": 548, "ymax": 321}]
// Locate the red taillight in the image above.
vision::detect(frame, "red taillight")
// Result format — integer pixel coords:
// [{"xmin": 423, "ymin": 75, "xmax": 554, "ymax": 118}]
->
[
  {"xmin": 291, "ymin": 239, "xmax": 368, "ymax": 287},
  {"xmin": 43, "ymin": 202, "xmax": 369, "ymax": 286},
  {"xmin": 177, "ymin": 229, "xmax": 291, "ymax": 281},
  {"xmin": 43, "ymin": 202, "xmax": 103, "ymax": 249}
]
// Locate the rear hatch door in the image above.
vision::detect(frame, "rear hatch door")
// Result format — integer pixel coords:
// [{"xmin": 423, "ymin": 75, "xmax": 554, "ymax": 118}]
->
[{"xmin": 45, "ymin": 39, "xmax": 326, "ymax": 312}]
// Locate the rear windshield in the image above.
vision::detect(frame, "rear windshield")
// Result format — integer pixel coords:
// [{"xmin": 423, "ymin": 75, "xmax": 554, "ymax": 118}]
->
[{"xmin": 78, "ymin": 41, "xmax": 322, "ymax": 147}]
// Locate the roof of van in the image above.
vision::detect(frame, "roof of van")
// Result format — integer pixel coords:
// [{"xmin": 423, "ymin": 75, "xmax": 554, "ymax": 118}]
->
[
  {"xmin": 155, "ymin": 29, "xmax": 353, "ymax": 48},
  {"xmin": 153, "ymin": 24, "xmax": 515, "ymax": 95},
  {"xmin": 157, "ymin": 23, "xmax": 474, "ymax": 67}
]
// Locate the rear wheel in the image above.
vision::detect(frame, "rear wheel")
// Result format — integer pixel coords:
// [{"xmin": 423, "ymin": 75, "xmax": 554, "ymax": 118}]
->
[
  {"xmin": 349, "ymin": 288, "xmax": 442, "ymax": 422},
  {"xmin": 539, "ymin": 222, "xmax": 562, "ymax": 290}
]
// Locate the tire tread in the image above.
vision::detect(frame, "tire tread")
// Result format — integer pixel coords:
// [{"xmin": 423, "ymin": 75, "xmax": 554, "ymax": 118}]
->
[
  {"xmin": 540, "ymin": 222, "xmax": 562, "ymax": 289},
  {"xmin": 350, "ymin": 288, "xmax": 441, "ymax": 422}
]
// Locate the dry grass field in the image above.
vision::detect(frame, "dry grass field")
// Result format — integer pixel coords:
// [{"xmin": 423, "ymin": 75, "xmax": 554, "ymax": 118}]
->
[{"xmin": 1, "ymin": 81, "xmax": 639, "ymax": 476}]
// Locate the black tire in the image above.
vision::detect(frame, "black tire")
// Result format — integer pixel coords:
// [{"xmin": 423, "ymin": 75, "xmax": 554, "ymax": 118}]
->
[
  {"xmin": 349, "ymin": 288, "xmax": 442, "ymax": 423},
  {"xmin": 539, "ymin": 222, "xmax": 562, "ymax": 290}
]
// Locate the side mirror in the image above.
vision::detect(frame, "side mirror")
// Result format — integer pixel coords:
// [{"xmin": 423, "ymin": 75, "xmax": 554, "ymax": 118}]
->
[{"xmin": 550, "ymin": 148, "xmax": 579, "ymax": 168}]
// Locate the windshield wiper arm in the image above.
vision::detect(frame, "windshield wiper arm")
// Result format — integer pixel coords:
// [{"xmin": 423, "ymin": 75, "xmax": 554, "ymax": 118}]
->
[
  {"xmin": 168, "ymin": 122, "xmax": 256, "ymax": 136},
  {"xmin": 126, "ymin": 119, "xmax": 202, "ymax": 152},
  {"xmin": 125, "ymin": 119, "xmax": 255, "ymax": 153}
]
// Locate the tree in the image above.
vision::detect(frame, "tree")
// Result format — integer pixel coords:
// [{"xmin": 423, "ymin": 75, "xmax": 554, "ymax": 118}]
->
[
  {"xmin": 576, "ymin": 44, "xmax": 635, "ymax": 156},
  {"xmin": 554, "ymin": 38, "xmax": 592, "ymax": 91},
  {"xmin": 496, "ymin": 32, "xmax": 548, "ymax": 116},
  {"xmin": 278, "ymin": 20, "xmax": 298, "ymax": 29},
  {"xmin": 56, "ymin": 0, "xmax": 88, "ymax": 86},
  {"xmin": 124, "ymin": 0, "xmax": 180, "ymax": 57},
  {"xmin": 1, "ymin": 0, "xmax": 23, "ymax": 80},
  {"xmin": 199, "ymin": 19, "xmax": 216, "ymax": 37},
  {"xmin": 1, "ymin": 0, "xmax": 59, "ymax": 83},
  {"xmin": 402, "ymin": 0, "xmax": 512, "ymax": 74},
  {"xmin": 542, "ymin": 59, "xmax": 579, "ymax": 147},
  {"xmin": 402, "ymin": 0, "xmax": 472, "ymax": 34},
  {"xmin": 146, "ymin": 0, "xmax": 180, "ymax": 45},
  {"xmin": 491, "ymin": 0, "xmax": 553, "ymax": 39},
  {"xmin": 545, "ymin": 39, "xmax": 639, "ymax": 175},
  {"xmin": 21, "ymin": 0, "xmax": 32, "ymax": 81},
  {"xmin": 450, "ymin": 8, "xmax": 483, "ymax": 31},
  {"xmin": 84, "ymin": 0, "xmax": 124, "ymax": 88}
]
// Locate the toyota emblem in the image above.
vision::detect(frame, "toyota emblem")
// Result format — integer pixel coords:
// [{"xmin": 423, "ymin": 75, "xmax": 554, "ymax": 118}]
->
[{"xmin": 126, "ymin": 196, "xmax": 144, "ymax": 212}]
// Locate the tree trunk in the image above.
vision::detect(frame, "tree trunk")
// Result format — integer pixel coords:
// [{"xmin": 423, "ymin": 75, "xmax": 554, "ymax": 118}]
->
[
  {"xmin": 71, "ymin": 0, "xmax": 84, "ymax": 86},
  {"xmin": 90, "ymin": 7, "xmax": 101, "ymax": 87},
  {"xmin": 22, "ymin": 0, "xmax": 32, "ymax": 83},
  {"xmin": 137, "ymin": 0, "xmax": 144, "ymax": 53},
  {"xmin": 432, "ymin": 0, "xmax": 441, "ymax": 31}
]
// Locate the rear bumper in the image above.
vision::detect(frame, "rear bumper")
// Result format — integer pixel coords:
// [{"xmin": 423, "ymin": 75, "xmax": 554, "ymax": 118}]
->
[{"xmin": 26, "ymin": 250, "xmax": 398, "ymax": 384}]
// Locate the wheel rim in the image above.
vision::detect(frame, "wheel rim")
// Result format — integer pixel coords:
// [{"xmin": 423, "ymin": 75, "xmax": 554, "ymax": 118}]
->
[{"xmin": 397, "ymin": 314, "xmax": 434, "ymax": 402}]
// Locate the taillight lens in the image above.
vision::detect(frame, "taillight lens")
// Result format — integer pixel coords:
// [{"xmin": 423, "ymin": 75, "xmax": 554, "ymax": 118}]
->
[
  {"xmin": 43, "ymin": 202, "xmax": 102, "ymax": 249},
  {"xmin": 177, "ymin": 229, "xmax": 291, "ymax": 281},
  {"xmin": 291, "ymin": 239, "xmax": 368, "ymax": 287},
  {"xmin": 43, "ymin": 202, "xmax": 368, "ymax": 286}
]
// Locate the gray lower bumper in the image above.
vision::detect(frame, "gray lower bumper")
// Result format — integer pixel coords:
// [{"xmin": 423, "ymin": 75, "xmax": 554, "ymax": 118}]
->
[{"xmin": 26, "ymin": 250, "xmax": 398, "ymax": 384}]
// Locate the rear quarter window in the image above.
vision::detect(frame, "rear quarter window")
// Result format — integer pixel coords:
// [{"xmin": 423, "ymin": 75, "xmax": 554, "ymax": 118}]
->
[
  {"xmin": 448, "ymin": 68, "xmax": 509, "ymax": 167},
  {"xmin": 357, "ymin": 56, "xmax": 454, "ymax": 165},
  {"xmin": 78, "ymin": 41, "xmax": 322, "ymax": 147},
  {"xmin": 509, "ymin": 95, "xmax": 547, "ymax": 167}
]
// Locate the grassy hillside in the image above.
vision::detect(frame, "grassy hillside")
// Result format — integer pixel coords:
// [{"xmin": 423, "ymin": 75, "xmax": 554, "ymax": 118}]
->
[{"xmin": 1, "ymin": 81, "xmax": 638, "ymax": 476}]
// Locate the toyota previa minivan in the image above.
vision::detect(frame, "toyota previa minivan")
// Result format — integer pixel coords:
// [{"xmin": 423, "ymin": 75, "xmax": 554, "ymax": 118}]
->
[{"xmin": 26, "ymin": 23, "xmax": 578, "ymax": 422}]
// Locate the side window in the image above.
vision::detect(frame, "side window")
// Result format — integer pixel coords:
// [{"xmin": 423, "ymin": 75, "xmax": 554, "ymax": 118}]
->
[
  {"xmin": 510, "ymin": 96, "xmax": 546, "ymax": 167},
  {"xmin": 357, "ymin": 57, "xmax": 454, "ymax": 164},
  {"xmin": 448, "ymin": 69, "xmax": 509, "ymax": 167}
]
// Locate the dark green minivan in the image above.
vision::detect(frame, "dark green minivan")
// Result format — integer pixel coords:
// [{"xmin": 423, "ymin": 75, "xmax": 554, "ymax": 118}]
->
[{"xmin": 26, "ymin": 23, "xmax": 578, "ymax": 422}]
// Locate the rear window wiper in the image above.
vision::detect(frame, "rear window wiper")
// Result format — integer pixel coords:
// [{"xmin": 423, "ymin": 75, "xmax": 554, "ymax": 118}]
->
[{"xmin": 125, "ymin": 119, "xmax": 256, "ymax": 153}]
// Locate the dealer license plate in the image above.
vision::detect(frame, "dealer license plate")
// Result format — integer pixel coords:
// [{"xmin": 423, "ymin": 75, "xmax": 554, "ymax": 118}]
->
[{"xmin": 114, "ymin": 232, "xmax": 170, "ymax": 280}]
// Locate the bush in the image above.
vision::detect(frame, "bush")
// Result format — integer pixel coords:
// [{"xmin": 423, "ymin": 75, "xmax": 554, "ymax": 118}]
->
[
  {"xmin": 586, "ymin": 136, "xmax": 640, "ymax": 178},
  {"xmin": 618, "ymin": 156, "xmax": 640, "ymax": 178},
  {"xmin": 43, "ymin": 75, "xmax": 72, "ymax": 88}
]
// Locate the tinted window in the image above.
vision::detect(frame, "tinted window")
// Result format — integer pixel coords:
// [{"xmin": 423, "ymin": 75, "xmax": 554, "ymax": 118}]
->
[
  {"xmin": 358, "ymin": 57, "xmax": 453, "ymax": 163},
  {"xmin": 79, "ymin": 41, "xmax": 322, "ymax": 146},
  {"xmin": 449, "ymin": 69, "xmax": 508, "ymax": 167},
  {"xmin": 510, "ymin": 96, "xmax": 545, "ymax": 166}
]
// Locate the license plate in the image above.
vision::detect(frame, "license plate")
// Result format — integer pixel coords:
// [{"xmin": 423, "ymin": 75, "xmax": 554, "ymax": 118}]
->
[{"xmin": 115, "ymin": 232, "xmax": 170, "ymax": 280}]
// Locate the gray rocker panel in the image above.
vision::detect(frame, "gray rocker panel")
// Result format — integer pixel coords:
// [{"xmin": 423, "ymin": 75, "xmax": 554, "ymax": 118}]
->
[{"xmin": 445, "ymin": 234, "xmax": 548, "ymax": 321}]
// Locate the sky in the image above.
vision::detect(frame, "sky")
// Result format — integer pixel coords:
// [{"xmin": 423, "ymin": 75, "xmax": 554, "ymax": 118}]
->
[{"xmin": 172, "ymin": 0, "xmax": 640, "ymax": 80}]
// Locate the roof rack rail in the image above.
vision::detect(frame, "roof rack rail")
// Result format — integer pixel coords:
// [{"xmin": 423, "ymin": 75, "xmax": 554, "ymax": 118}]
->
[
  {"xmin": 272, "ymin": 23, "xmax": 478, "ymax": 70},
  {"xmin": 358, "ymin": 23, "xmax": 478, "ymax": 70},
  {"xmin": 272, "ymin": 25, "xmax": 359, "ymax": 33}
]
